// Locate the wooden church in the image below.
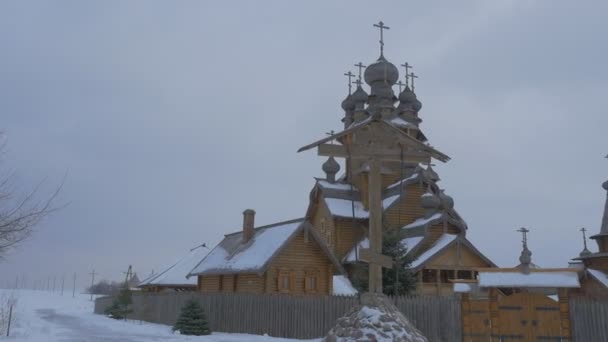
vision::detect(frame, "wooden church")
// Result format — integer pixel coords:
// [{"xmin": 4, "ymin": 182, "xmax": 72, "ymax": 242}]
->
[{"xmin": 188, "ymin": 23, "xmax": 496, "ymax": 296}]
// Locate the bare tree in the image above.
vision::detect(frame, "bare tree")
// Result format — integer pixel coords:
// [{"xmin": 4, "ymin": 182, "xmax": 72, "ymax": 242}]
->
[{"xmin": 0, "ymin": 134, "xmax": 62, "ymax": 256}]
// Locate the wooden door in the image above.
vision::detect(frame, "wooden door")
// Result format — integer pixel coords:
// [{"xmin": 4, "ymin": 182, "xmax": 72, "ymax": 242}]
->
[
  {"xmin": 528, "ymin": 295, "xmax": 562, "ymax": 341},
  {"xmin": 497, "ymin": 293, "xmax": 529, "ymax": 340},
  {"xmin": 496, "ymin": 292, "xmax": 564, "ymax": 341},
  {"xmin": 462, "ymin": 299, "xmax": 491, "ymax": 342}
]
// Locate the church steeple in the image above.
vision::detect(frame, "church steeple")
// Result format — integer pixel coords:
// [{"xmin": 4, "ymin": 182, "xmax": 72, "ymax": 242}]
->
[
  {"xmin": 517, "ymin": 227, "xmax": 533, "ymax": 274},
  {"xmin": 590, "ymin": 176, "xmax": 608, "ymax": 253}
]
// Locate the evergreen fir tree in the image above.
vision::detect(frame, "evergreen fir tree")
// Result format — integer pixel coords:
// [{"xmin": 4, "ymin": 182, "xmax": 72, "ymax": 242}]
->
[
  {"xmin": 173, "ymin": 300, "xmax": 211, "ymax": 336},
  {"xmin": 105, "ymin": 284, "xmax": 133, "ymax": 320},
  {"xmin": 351, "ymin": 229, "xmax": 416, "ymax": 296}
]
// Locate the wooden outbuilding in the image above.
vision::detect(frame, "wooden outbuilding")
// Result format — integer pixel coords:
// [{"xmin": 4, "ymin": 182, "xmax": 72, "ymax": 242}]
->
[{"xmin": 187, "ymin": 213, "xmax": 351, "ymax": 296}]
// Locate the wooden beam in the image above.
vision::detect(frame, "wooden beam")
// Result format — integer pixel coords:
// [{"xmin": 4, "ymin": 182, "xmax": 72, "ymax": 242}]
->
[
  {"xmin": 317, "ymin": 144, "xmax": 431, "ymax": 163},
  {"xmin": 359, "ymin": 248, "xmax": 393, "ymax": 269}
]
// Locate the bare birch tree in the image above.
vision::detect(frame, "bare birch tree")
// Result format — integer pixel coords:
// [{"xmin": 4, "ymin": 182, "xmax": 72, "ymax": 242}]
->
[{"xmin": 0, "ymin": 135, "xmax": 62, "ymax": 256}]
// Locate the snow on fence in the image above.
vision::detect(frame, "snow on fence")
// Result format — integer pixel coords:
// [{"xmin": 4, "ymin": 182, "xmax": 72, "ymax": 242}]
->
[
  {"xmin": 94, "ymin": 292, "xmax": 461, "ymax": 341},
  {"xmin": 570, "ymin": 297, "xmax": 608, "ymax": 342}
]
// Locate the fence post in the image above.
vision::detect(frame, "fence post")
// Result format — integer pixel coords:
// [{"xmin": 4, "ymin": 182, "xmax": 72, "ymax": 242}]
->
[{"xmin": 6, "ymin": 304, "xmax": 13, "ymax": 337}]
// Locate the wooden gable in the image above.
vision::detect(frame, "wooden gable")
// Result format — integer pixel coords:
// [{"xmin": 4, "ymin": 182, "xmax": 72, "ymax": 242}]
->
[
  {"xmin": 266, "ymin": 228, "xmax": 336, "ymax": 295},
  {"xmin": 426, "ymin": 240, "xmax": 493, "ymax": 269}
]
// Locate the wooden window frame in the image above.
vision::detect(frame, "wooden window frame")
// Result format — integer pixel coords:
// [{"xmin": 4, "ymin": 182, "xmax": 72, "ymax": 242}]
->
[
  {"xmin": 278, "ymin": 270, "xmax": 291, "ymax": 293},
  {"xmin": 422, "ymin": 268, "xmax": 437, "ymax": 283},
  {"xmin": 305, "ymin": 270, "xmax": 319, "ymax": 294}
]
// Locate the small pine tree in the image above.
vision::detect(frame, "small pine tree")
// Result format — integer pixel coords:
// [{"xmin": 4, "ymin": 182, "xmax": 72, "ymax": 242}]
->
[
  {"xmin": 173, "ymin": 300, "xmax": 211, "ymax": 336},
  {"xmin": 105, "ymin": 284, "xmax": 133, "ymax": 320},
  {"xmin": 382, "ymin": 229, "xmax": 416, "ymax": 296}
]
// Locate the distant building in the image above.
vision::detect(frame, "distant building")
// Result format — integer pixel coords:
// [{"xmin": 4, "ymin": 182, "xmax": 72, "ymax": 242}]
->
[
  {"xmin": 571, "ymin": 179, "xmax": 608, "ymax": 298},
  {"xmin": 138, "ymin": 244, "xmax": 209, "ymax": 292}
]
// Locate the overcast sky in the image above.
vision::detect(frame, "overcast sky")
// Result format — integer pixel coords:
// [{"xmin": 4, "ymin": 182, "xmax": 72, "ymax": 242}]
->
[{"xmin": 1, "ymin": 1, "xmax": 607, "ymax": 290}]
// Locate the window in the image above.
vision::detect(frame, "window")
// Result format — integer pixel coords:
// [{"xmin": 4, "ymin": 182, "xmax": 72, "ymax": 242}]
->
[
  {"xmin": 457, "ymin": 270, "xmax": 473, "ymax": 280},
  {"xmin": 440, "ymin": 270, "xmax": 455, "ymax": 283},
  {"xmin": 278, "ymin": 270, "xmax": 291, "ymax": 293},
  {"xmin": 305, "ymin": 271, "xmax": 318, "ymax": 293},
  {"xmin": 422, "ymin": 269, "xmax": 437, "ymax": 283}
]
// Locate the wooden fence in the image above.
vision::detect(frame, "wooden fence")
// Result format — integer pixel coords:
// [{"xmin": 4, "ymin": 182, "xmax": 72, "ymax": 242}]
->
[
  {"xmin": 570, "ymin": 297, "xmax": 608, "ymax": 342},
  {"xmin": 95, "ymin": 292, "xmax": 461, "ymax": 341}
]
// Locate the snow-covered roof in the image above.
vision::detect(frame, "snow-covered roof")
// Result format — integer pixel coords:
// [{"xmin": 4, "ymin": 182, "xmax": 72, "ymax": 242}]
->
[
  {"xmin": 402, "ymin": 236, "xmax": 424, "ymax": 253},
  {"xmin": 324, "ymin": 198, "xmax": 369, "ymax": 219},
  {"xmin": 139, "ymin": 245, "xmax": 209, "ymax": 287},
  {"xmin": 410, "ymin": 234, "xmax": 458, "ymax": 269},
  {"xmin": 389, "ymin": 116, "xmax": 416, "ymax": 128},
  {"xmin": 343, "ymin": 238, "xmax": 369, "ymax": 263},
  {"xmin": 189, "ymin": 219, "xmax": 304, "ymax": 276},
  {"xmin": 343, "ymin": 235, "xmax": 425, "ymax": 264},
  {"xmin": 403, "ymin": 212, "xmax": 443, "ymax": 230},
  {"xmin": 317, "ymin": 180, "xmax": 354, "ymax": 191},
  {"xmin": 588, "ymin": 269, "xmax": 608, "ymax": 288},
  {"xmin": 333, "ymin": 275, "xmax": 358, "ymax": 296},
  {"xmin": 453, "ymin": 282, "xmax": 480, "ymax": 293},
  {"xmin": 478, "ymin": 271, "xmax": 580, "ymax": 288},
  {"xmin": 188, "ymin": 219, "xmax": 345, "ymax": 277}
]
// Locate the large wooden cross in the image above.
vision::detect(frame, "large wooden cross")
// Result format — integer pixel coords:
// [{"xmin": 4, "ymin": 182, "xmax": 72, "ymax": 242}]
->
[{"xmin": 319, "ymin": 125, "xmax": 430, "ymax": 294}]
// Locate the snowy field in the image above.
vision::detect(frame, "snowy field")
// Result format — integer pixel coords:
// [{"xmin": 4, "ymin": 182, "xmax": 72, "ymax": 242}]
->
[{"xmin": 0, "ymin": 289, "xmax": 318, "ymax": 342}]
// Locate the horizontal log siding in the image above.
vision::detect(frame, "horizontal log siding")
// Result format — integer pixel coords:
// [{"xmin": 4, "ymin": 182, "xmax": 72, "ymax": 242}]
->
[
  {"xmin": 266, "ymin": 230, "xmax": 333, "ymax": 295},
  {"xmin": 334, "ymin": 219, "xmax": 364, "ymax": 261},
  {"xmin": 199, "ymin": 275, "xmax": 221, "ymax": 292},
  {"xmin": 385, "ymin": 183, "xmax": 426, "ymax": 230},
  {"xmin": 235, "ymin": 273, "xmax": 263, "ymax": 294}
]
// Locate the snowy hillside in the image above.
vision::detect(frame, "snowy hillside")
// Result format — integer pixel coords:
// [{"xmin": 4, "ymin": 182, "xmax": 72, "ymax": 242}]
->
[{"xmin": 0, "ymin": 289, "xmax": 318, "ymax": 342}]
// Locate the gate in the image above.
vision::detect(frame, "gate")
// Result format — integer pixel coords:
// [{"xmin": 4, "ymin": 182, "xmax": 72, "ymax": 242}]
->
[
  {"xmin": 462, "ymin": 292, "xmax": 570, "ymax": 341},
  {"xmin": 495, "ymin": 293, "xmax": 563, "ymax": 341}
]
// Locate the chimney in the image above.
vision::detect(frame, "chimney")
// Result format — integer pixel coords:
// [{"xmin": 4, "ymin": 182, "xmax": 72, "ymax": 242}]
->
[{"xmin": 242, "ymin": 209, "xmax": 256, "ymax": 243}]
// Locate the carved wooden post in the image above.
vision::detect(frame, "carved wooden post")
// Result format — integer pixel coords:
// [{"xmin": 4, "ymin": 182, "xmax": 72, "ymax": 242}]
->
[
  {"xmin": 558, "ymin": 288, "xmax": 571, "ymax": 340},
  {"xmin": 489, "ymin": 287, "xmax": 499, "ymax": 338}
]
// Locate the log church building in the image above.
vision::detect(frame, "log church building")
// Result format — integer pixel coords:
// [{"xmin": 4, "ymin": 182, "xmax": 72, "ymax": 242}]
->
[{"xmin": 186, "ymin": 24, "xmax": 497, "ymax": 296}]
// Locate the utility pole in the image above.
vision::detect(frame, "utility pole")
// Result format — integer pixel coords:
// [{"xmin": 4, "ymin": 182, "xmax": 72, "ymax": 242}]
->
[
  {"xmin": 47, "ymin": 276, "xmax": 50, "ymax": 292},
  {"xmin": 72, "ymin": 273, "xmax": 76, "ymax": 298},
  {"xmin": 52, "ymin": 276, "xmax": 56, "ymax": 293},
  {"xmin": 61, "ymin": 274, "xmax": 65, "ymax": 296},
  {"xmin": 89, "ymin": 270, "xmax": 97, "ymax": 301}
]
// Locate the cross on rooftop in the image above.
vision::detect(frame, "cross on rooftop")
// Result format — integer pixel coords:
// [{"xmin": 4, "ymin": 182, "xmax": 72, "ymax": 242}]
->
[
  {"xmin": 409, "ymin": 72, "xmax": 419, "ymax": 91},
  {"xmin": 344, "ymin": 71, "xmax": 355, "ymax": 95},
  {"xmin": 373, "ymin": 21, "xmax": 390, "ymax": 56},
  {"xmin": 325, "ymin": 130, "xmax": 335, "ymax": 144},
  {"xmin": 581, "ymin": 227, "xmax": 589, "ymax": 250},
  {"xmin": 397, "ymin": 81, "xmax": 405, "ymax": 93},
  {"xmin": 517, "ymin": 227, "xmax": 530, "ymax": 247},
  {"xmin": 400, "ymin": 62, "xmax": 413, "ymax": 87},
  {"xmin": 354, "ymin": 62, "xmax": 366, "ymax": 82}
]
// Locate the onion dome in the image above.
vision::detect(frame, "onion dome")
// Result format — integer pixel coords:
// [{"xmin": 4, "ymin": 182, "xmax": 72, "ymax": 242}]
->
[
  {"xmin": 365, "ymin": 56, "xmax": 399, "ymax": 113},
  {"xmin": 603, "ymin": 179, "xmax": 608, "ymax": 191},
  {"xmin": 341, "ymin": 94, "xmax": 355, "ymax": 112},
  {"xmin": 421, "ymin": 189, "xmax": 441, "ymax": 210},
  {"xmin": 398, "ymin": 86, "xmax": 416, "ymax": 103},
  {"xmin": 439, "ymin": 189, "xmax": 454, "ymax": 210},
  {"xmin": 351, "ymin": 85, "xmax": 368, "ymax": 110},
  {"xmin": 397, "ymin": 85, "xmax": 422, "ymax": 113},
  {"xmin": 322, "ymin": 156, "xmax": 340, "ymax": 183},
  {"xmin": 579, "ymin": 247, "xmax": 592, "ymax": 258},
  {"xmin": 364, "ymin": 55, "xmax": 399, "ymax": 85}
]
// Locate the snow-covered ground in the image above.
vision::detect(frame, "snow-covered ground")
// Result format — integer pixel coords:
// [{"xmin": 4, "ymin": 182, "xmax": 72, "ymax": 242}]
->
[{"xmin": 0, "ymin": 289, "xmax": 318, "ymax": 342}]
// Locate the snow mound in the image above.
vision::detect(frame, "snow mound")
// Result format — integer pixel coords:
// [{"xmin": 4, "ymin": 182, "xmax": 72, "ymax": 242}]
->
[{"xmin": 324, "ymin": 293, "xmax": 427, "ymax": 342}]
